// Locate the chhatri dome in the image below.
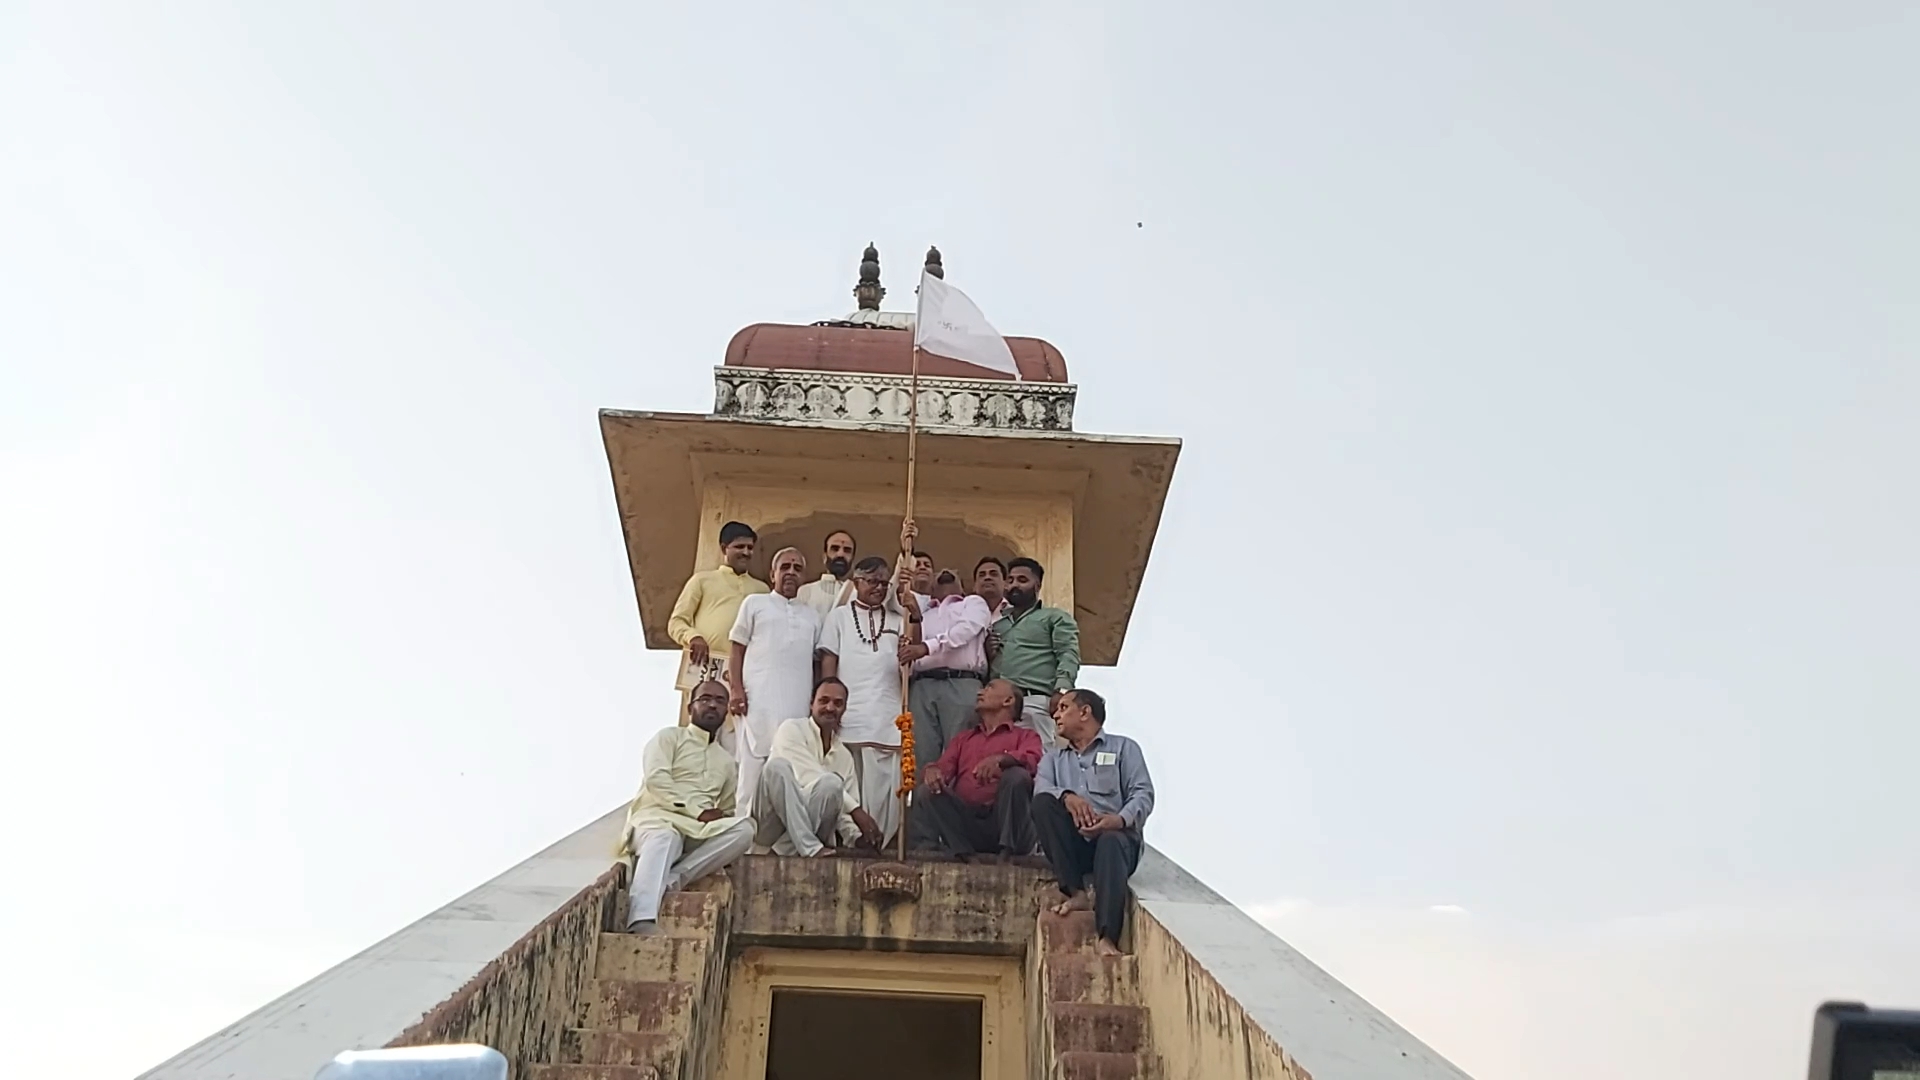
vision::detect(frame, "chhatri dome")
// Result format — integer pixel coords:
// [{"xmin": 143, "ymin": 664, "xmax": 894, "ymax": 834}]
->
[{"xmin": 726, "ymin": 243, "xmax": 1070, "ymax": 383}]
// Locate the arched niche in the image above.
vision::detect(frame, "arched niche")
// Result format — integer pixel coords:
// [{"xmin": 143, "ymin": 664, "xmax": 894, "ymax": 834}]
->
[{"xmin": 753, "ymin": 510, "xmax": 1021, "ymax": 585}]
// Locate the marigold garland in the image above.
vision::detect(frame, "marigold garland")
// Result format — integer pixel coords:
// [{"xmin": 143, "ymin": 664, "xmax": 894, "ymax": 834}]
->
[{"xmin": 896, "ymin": 712, "xmax": 916, "ymax": 796}]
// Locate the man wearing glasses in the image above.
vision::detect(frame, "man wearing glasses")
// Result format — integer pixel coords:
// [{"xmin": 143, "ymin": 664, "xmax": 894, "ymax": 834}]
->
[
  {"xmin": 618, "ymin": 679, "xmax": 754, "ymax": 933},
  {"xmin": 816, "ymin": 556, "xmax": 912, "ymax": 846}
]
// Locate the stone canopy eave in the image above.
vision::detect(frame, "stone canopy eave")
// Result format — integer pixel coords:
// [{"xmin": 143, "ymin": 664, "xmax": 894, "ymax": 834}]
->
[{"xmin": 599, "ymin": 409, "xmax": 1181, "ymax": 666}]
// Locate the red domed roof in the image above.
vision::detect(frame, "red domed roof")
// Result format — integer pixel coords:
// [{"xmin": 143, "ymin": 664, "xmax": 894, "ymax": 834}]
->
[{"xmin": 725, "ymin": 323, "xmax": 1069, "ymax": 384}]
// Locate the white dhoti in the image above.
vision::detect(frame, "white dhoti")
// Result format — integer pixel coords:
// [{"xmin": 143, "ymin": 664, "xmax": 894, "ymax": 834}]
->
[
  {"xmin": 847, "ymin": 744, "xmax": 903, "ymax": 845},
  {"xmin": 626, "ymin": 818, "xmax": 754, "ymax": 927},
  {"xmin": 1020, "ymin": 692, "xmax": 1059, "ymax": 748}
]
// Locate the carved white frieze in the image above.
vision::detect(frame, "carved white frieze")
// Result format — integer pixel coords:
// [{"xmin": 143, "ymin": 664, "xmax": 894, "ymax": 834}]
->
[{"xmin": 713, "ymin": 367, "xmax": 1076, "ymax": 433}]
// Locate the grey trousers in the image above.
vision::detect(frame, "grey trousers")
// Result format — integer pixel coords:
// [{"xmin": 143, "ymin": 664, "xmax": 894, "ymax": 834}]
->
[
  {"xmin": 911, "ymin": 767, "xmax": 1036, "ymax": 856},
  {"xmin": 626, "ymin": 817, "xmax": 754, "ymax": 927},
  {"xmin": 752, "ymin": 757, "xmax": 845, "ymax": 857},
  {"xmin": 909, "ymin": 675, "xmax": 983, "ymax": 767},
  {"xmin": 1021, "ymin": 692, "xmax": 1059, "ymax": 748}
]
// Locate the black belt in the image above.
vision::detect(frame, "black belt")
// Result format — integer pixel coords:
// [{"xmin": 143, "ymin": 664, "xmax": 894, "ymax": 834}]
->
[
  {"xmin": 1016, "ymin": 686, "xmax": 1051, "ymax": 698},
  {"xmin": 911, "ymin": 668, "xmax": 987, "ymax": 682}
]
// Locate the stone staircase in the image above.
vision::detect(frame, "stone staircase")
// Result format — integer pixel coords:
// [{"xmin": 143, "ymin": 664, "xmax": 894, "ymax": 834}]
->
[
  {"xmin": 524, "ymin": 888, "xmax": 728, "ymax": 1080},
  {"xmin": 1038, "ymin": 909, "xmax": 1160, "ymax": 1080}
]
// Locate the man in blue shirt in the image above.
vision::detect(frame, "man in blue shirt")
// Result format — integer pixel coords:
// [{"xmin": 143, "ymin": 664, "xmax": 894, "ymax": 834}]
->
[{"xmin": 1031, "ymin": 688, "xmax": 1155, "ymax": 955}]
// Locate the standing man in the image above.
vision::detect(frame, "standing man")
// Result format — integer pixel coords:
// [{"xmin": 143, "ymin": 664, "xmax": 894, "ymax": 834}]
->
[
  {"xmin": 816, "ymin": 555, "xmax": 910, "ymax": 846},
  {"xmin": 1032, "ymin": 689, "xmax": 1155, "ymax": 956},
  {"xmin": 619, "ymin": 679, "xmax": 755, "ymax": 933},
  {"xmin": 798, "ymin": 529, "xmax": 858, "ymax": 618},
  {"xmin": 898, "ymin": 569, "xmax": 991, "ymax": 765},
  {"xmin": 908, "ymin": 550, "xmax": 936, "ymax": 597},
  {"xmin": 912, "ymin": 679, "xmax": 1041, "ymax": 861},
  {"xmin": 987, "ymin": 557, "xmax": 1079, "ymax": 747},
  {"xmin": 667, "ymin": 521, "xmax": 768, "ymax": 711},
  {"xmin": 754, "ymin": 677, "xmax": 884, "ymax": 856},
  {"xmin": 972, "ymin": 557, "xmax": 1010, "ymax": 619},
  {"xmin": 726, "ymin": 547, "xmax": 821, "ymax": 818}
]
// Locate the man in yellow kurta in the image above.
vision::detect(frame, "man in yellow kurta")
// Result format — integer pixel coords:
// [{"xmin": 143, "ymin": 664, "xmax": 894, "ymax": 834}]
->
[
  {"xmin": 621, "ymin": 679, "xmax": 755, "ymax": 932},
  {"xmin": 668, "ymin": 522, "xmax": 769, "ymax": 741}
]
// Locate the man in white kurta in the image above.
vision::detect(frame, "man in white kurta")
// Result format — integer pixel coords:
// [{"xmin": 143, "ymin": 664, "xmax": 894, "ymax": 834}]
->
[
  {"xmin": 753, "ymin": 679, "xmax": 884, "ymax": 856},
  {"xmin": 726, "ymin": 546, "xmax": 821, "ymax": 820},
  {"xmin": 815, "ymin": 556, "xmax": 910, "ymax": 846},
  {"xmin": 797, "ymin": 527, "xmax": 858, "ymax": 619},
  {"xmin": 619, "ymin": 680, "xmax": 754, "ymax": 931}
]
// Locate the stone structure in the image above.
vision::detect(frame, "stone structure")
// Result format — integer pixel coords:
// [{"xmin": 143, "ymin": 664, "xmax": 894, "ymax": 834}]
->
[{"xmin": 136, "ymin": 249, "xmax": 1474, "ymax": 1080}]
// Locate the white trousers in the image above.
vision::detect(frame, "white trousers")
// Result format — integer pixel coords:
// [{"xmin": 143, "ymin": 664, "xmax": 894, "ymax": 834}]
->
[
  {"xmin": 848, "ymin": 745, "xmax": 902, "ymax": 846},
  {"xmin": 736, "ymin": 750, "xmax": 768, "ymax": 822},
  {"xmin": 626, "ymin": 818, "xmax": 753, "ymax": 927},
  {"xmin": 752, "ymin": 757, "xmax": 845, "ymax": 857},
  {"xmin": 1021, "ymin": 693, "xmax": 1059, "ymax": 748}
]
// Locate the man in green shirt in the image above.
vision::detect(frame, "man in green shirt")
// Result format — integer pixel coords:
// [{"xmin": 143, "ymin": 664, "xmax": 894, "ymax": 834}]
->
[{"xmin": 986, "ymin": 557, "xmax": 1079, "ymax": 747}]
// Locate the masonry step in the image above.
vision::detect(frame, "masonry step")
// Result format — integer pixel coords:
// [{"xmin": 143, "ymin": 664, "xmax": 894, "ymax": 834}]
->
[
  {"xmin": 1054, "ymin": 1050, "xmax": 1154, "ymax": 1080},
  {"xmin": 1050, "ymin": 1002, "xmax": 1149, "ymax": 1055},
  {"xmin": 610, "ymin": 889, "xmax": 721, "ymax": 938},
  {"xmin": 594, "ymin": 932, "xmax": 710, "ymax": 982},
  {"xmin": 557, "ymin": 1029, "xmax": 682, "ymax": 1071},
  {"xmin": 1039, "ymin": 909, "xmax": 1099, "ymax": 953},
  {"xmin": 1047, "ymin": 953, "xmax": 1139, "ymax": 1004},
  {"xmin": 526, "ymin": 1065, "xmax": 664, "ymax": 1080},
  {"xmin": 575, "ymin": 979, "xmax": 697, "ymax": 1035}
]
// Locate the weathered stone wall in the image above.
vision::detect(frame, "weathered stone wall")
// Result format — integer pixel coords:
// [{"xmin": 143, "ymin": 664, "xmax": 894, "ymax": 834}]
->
[
  {"xmin": 1132, "ymin": 904, "xmax": 1305, "ymax": 1080},
  {"xmin": 727, "ymin": 855, "xmax": 1050, "ymax": 954},
  {"xmin": 387, "ymin": 865, "xmax": 624, "ymax": 1078}
]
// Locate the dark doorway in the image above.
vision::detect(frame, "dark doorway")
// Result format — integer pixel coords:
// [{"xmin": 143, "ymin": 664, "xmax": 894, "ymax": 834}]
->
[{"xmin": 764, "ymin": 989, "xmax": 983, "ymax": 1080}]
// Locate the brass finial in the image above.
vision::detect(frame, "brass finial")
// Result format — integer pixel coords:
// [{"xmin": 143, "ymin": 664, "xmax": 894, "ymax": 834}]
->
[
  {"xmin": 854, "ymin": 243, "xmax": 885, "ymax": 311},
  {"xmin": 923, "ymin": 246, "xmax": 944, "ymax": 280}
]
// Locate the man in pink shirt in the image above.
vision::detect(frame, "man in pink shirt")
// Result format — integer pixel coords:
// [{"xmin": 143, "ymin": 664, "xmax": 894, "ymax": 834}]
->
[
  {"xmin": 912, "ymin": 679, "xmax": 1042, "ymax": 860},
  {"xmin": 896, "ymin": 567, "xmax": 993, "ymax": 765}
]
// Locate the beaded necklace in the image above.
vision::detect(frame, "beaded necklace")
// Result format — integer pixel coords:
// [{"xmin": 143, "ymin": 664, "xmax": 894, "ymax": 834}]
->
[{"xmin": 851, "ymin": 601, "xmax": 889, "ymax": 652}]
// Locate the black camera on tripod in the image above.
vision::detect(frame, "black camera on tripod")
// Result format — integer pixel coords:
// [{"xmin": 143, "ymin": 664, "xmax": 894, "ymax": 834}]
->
[{"xmin": 1811, "ymin": 1003, "xmax": 1920, "ymax": 1080}]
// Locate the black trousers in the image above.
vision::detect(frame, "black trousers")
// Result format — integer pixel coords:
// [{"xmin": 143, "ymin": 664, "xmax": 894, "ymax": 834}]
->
[
  {"xmin": 1031, "ymin": 792, "xmax": 1142, "ymax": 946},
  {"xmin": 914, "ymin": 767, "xmax": 1035, "ymax": 856}
]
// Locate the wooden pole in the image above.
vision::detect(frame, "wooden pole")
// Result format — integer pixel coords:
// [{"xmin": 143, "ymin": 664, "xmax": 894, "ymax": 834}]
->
[
  {"xmin": 896, "ymin": 343, "xmax": 923, "ymax": 862},
  {"xmin": 905, "ymin": 343, "xmax": 922, "ymax": 525}
]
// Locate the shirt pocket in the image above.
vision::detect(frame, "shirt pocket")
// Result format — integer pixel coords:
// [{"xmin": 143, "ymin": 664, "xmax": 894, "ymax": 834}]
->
[{"xmin": 1087, "ymin": 763, "xmax": 1121, "ymax": 797}]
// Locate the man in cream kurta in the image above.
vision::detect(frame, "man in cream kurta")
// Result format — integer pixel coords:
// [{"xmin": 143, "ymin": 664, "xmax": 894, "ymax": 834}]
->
[
  {"xmin": 726, "ymin": 546, "xmax": 820, "ymax": 820},
  {"xmin": 620, "ymin": 679, "xmax": 754, "ymax": 931},
  {"xmin": 754, "ymin": 678, "xmax": 883, "ymax": 856},
  {"xmin": 815, "ymin": 556, "xmax": 910, "ymax": 847}
]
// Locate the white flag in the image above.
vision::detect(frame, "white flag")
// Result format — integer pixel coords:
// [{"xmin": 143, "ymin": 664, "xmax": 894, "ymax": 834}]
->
[{"xmin": 913, "ymin": 270, "xmax": 1021, "ymax": 378}]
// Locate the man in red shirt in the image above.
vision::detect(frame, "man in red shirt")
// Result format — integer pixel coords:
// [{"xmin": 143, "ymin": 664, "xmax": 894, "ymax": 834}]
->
[{"xmin": 912, "ymin": 678, "xmax": 1043, "ymax": 860}]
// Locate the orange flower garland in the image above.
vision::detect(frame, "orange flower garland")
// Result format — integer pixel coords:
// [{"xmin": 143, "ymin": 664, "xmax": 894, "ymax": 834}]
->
[{"xmin": 896, "ymin": 711, "xmax": 916, "ymax": 796}]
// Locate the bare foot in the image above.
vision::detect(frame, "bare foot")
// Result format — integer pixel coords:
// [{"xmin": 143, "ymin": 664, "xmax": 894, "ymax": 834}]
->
[
  {"xmin": 1094, "ymin": 938, "xmax": 1124, "ymax": 957},
  {"xmin": 1050, "ymin": 890, "xmax": 1094, "ymax": 916}
]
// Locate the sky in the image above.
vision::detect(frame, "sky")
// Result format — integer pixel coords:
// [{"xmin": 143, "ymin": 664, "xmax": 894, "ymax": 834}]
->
[{"xmin": 1, "ymin": 2, "xmax": 1915, "ymax": 1078}]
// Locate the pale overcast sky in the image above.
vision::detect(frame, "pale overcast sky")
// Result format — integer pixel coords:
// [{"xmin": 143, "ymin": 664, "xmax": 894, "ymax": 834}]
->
[{"xmin": 2, "ymin": 3, "xmax": 1915, "ymax": 1078}]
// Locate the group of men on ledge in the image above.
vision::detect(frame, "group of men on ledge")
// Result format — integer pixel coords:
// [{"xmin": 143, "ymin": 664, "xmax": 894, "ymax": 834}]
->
[{"xmin": 620, "ymin": 521, "xmax": 1155, "ymax": 955}]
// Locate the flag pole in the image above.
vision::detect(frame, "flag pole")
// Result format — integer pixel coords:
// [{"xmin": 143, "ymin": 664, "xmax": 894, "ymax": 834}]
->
[{"xmin": 894, "ymin": 294, "xmax": 926, "ymax": 863}]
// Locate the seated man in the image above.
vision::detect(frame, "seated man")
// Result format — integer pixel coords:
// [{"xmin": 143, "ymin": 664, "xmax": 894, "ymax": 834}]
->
[
  {"xmin": 754, "ymin": 677, "xmax": 884, "ymax": 857},
  {"xmin": 619, "ymin": 679, "xmax": 755, "ymax": 932},
  {"xmin": 912, "ymin": 679, "xmax": 1041, "ymax": 861},
  {"xmin": 1032, "ymin": 688, "xmax": 1155, "ymax": 956}
]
